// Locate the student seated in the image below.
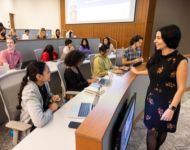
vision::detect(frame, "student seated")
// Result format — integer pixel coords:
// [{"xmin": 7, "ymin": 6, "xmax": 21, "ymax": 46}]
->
[
  {"xmin": 0, "ymin": 22, "xmax": 4, "ymax": 27},
  {"xmin": 66, "ymin": 30, "xmax": 76, "ymax": 38},
  {"xmin": 60, "ymin": 39, "xmax": 75, "ymax": 61},
  {"xmin": 99, "ymin": 37, "xmax": 115, "ymax": 53},
  {"xmin": 22, "ymin": 30, "xmax": 30, "ymax": 39},
  {"xmin": 93, "ymin": 44, "xmax": 126, "ymax": 77},
  {"xmin": 51, "ymin": 29, "xmax": 63, "ymax": 38},
  {"xmin": 122, "ymin": 34, "xmax": 144, "ymax": 66},
  {"xmin": 64, "ymin": 50, "xmax": 98, "ymax": 91},
  {"xmin": 36, "ymin": 28, "xmax": 47, "ymax": 39},
  {"xmin": 17, "ymin": 61, "xmax": 59, "ymax": 140},
  {"xmin": 0, "ymin": 37, "xmax": 22, "ymax": 69},
  {"xmin": 8, "ymin": 29, "xmax": 18, "ymax": 40},
  {"xmin": 41, "ymin": 45, "xmax": 59, "ymax": 62},
  {"xmin": 0, "ymin": 26, "xmax": 6, "ymax": 41},
  {"xmin": 79, "ymin": 38, "xmax": 92, "ymax": 55}
]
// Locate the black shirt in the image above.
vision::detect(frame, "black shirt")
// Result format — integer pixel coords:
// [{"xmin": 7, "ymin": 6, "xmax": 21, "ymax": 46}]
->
[
  {"xmin": 64, "ymin": 67, "xmax": 88, "ymax": 91},
  {"xmin": 37, "ymin": 84, "xmax": 48, "ymax": 111},
  {"xmin": 0, "ymin": 36, "xmax": 6, "ymax": 40}
]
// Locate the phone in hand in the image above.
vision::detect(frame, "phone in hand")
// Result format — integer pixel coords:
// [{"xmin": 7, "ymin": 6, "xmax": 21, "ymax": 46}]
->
[{"xmin": 68, "ymin": 121, "xmax": 81, "ymax": 129}]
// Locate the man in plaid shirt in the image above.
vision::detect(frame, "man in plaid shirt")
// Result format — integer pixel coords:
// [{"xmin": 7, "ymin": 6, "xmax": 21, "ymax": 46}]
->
[{"xmin": 122, "ymin": 34, "xmax": 144, "ymax": 66}]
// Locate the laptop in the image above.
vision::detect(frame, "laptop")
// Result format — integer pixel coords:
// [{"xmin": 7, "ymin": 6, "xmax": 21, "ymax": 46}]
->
[
  {"xmin": 68, "ymin": 86, "xmax": 101, "ymax": 118},
  {"xmin": 0, "ymin": 64, "xmax": 9, "ymax": 75},
  {"xmin": 95, "ymin": 71, "xmax": 113, "ymax": 86},
  {"xmin": 21, "ymin": 60, "xmax": 36, "ymax": 69},
  {"xmin": 82, "ymin": 51, "xmax": 89, "ymax": 60}
]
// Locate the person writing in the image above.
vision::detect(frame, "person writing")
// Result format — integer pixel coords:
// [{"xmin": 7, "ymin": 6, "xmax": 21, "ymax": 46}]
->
[
  {"xmin": 36, "ymin": 28, "xmax": 47, "ymax": 39},
  {"xmin": 51, "ymin": 29, "xmax": 63, "ymax": 39},
  {"xmin": 17, "ymin": 61, "xmax": 59, "ymax": 140},
  {"xmin": 130, "ymin": 25, "xmax": 188, "ymax": 150},
  {"xmin": 60, "ymin": 39, "xmax": 75, "ymax": 61},
  {"xmin": 122, "ymin": 34, "xmax": 144, "ymax": 66},
  {"xmin": 99, "ymin": 37, "xmax": 115, "ymax": 53},
  {"xmin": 41, "ymin": 45, "xmax": 59, "ymax": 62},
  {"xmin": 79, "ymin": 38, "xmax": 92, "ymax": 55},
  {"xmin": 0, "ymin": 37, "xmax": 22, "ymax": 69},
  {"xmin": 93, "ymin": 44, "xmax": 127, "ymax": 77},
  {"xmin": 0, "ymin": 26, "xmax": 6, "ymax": 41},
  {"xmin": 8, "ymin": 29, "xmax": 18, "ymax": 40},
  {"xmin": 22, "ymin": 30, "xmax": 30, "ymax": 40},
  {"xmin": 64, "ymin": 50, "xmax": 98, "ymax": 91}
]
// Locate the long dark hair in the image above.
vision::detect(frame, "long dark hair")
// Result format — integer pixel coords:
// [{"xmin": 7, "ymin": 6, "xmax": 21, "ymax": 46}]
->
[
  {"xmin": 42, "ymin": 45, "xmax": 54, "ymax": 60},
  {"xmin": 56, "ymin": 29, "xmax": 60, "ymax": 38},
  {"xmin": 146, "ymin": 24, "xmax": 181, "ymax": 69},
  {"xmin": 81, "ymin": 38, "xmax": 90, "ymax": 50},
  {"xmin": 17, "ymin": 61, "xmax": 46, "ymax": 110},
  {"xmin": 102, "ymin": 37, "xmax": 111, "ymax": 47},
  {"xmin": 69, "ymin": 31, "xmax": 73, "ymax": 38}
]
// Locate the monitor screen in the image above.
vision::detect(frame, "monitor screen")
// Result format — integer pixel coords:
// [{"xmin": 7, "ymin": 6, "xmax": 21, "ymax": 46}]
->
[
  {"xmin": 65, "ymin": 0, "xmax": 137, "ymax": 24},
  {"xmin": 119, "ymin": 96, "xmax": 135, "ymax": 150}
]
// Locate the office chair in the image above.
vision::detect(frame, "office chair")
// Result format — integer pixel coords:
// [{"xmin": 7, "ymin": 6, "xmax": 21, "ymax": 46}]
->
[
  {"xmin": 76, "ymin": 45, "xmax": 80, "ymax": 50},
  {"xmin": 56, "ymin": 61, "xmax": 79, "ymax": 101},
  {"xmin": 0, "ymin": 70, "xmax": 32, "ymax": 146},
  {"xmin": 115, "ymin": 49, "xmax": 124, "ymax": 67},
  {"xmin": 34, "ymin": 48, "xmax": 44, "ymax": 61},
  {"xmin": 89, "ymin": 54, "xmax": 95, "ymax": 76},
  {"xmin": 59, "ymin": 46, "xmax": 65, "ymax": 58}
]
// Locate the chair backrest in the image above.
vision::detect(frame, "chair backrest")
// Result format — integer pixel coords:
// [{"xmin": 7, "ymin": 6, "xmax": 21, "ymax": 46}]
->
[
  {"xmin": 115, "ymin": 49, "xmax": 124, "ymax": 67},
  {"xmin": 89, "ymin": 54, "xmax": 95, "ymax": 76},
  {"xmin": 0, "ymin": 70, "xmax": 26, "ymax": 121},
  {"xmin": 56, "ymin": 61, "xmax": 67, "ymax": 96},
  {"xmin": 34, "ymin": 49, "xmax": 44, "ymax": 61},
  {"xmin": 76, "ymin": 45, "xmax": 80, "ymax": 50},
  {"xmin": 59, "ymin": 46, "xmax": 65, "ymax": 57}
]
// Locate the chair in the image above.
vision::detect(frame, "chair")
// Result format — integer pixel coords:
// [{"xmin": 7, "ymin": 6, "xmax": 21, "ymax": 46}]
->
[
  {"xmin": 76, "ymin": 45, "xmax": 80, "ymax": 50},
  {"xmin": 0, "ymin": 70, "xmax": 32, "ymax": 146},
  {"xmin": 89, "ymin": 54, "xmax": 96, "ymax": 76},
  {"xmin": 34, "ymin": 49, "xmax": 44, "ymax": 61},
  {"xmin": 115, "ymin": 49, "xmax": 124, "ymax": 67},
  {"xmin": 56, "ymin": 61, "xmax": 79, "ymax": 100},
  {"xmin": 59, "ymin": 46, "xmax": 65, "ymax": 57}
]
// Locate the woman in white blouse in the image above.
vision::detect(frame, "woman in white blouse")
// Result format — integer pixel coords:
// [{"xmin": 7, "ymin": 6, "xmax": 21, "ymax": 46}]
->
[{"xmin": 99, "ymin": 37, "xmax": 115, "ymax": 53}]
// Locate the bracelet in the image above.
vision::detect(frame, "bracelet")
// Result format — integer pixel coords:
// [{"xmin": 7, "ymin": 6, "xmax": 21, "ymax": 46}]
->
[{"xmin": 168, "ymin": 108, "xmax": 175, "ymax": 111}]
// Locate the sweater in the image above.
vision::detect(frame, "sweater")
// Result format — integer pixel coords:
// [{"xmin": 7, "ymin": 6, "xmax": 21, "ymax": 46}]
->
[
  {"xmin": 93, "ymin": 54, "xmax": 118, "ymax": 77},
  {"xmin": 79, "ymin": 46, "xmax": 92, "ymax": 55},
  {"xmin": 41, "ymin": 51, "xmax": 59, "ymax": 62},
  {"xmin": 19, "ymin": 81, "xmax": 53, "ymax": 140}
]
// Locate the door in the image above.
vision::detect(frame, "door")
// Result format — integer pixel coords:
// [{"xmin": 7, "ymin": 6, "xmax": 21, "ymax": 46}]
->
[{"xmin": 9, "ymin": 13, "xmax": 15, "ymax": 29}]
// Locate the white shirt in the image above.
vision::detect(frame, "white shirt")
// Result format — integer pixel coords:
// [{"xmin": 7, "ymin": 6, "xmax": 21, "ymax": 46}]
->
[
  {"xmin": 22, "ymin": 34, "xmax": 29, "ymax": 40},
  {"xmin": 63, "ymin": 46, "xmax": 72, "ymax": 54},
  {"xmin": 66, "ymin": 31, "xmax": 76, "ymax": 38}
]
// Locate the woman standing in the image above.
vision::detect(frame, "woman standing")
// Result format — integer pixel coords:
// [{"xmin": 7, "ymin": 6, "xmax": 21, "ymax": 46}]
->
[{"xmin": 131, "ymin": 25, "xmax": 188, "ymax": 150}]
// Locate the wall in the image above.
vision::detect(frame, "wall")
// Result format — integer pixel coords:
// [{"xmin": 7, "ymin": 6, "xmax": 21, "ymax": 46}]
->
[
  {"xmin": 0, "ymin": 0, "xmax": 15, "ymax": 28},
  {"xmin": 150, "ymin": 0, "xmax": 190, "ymax": 55},
  {"xmin": 60, "ymin": 0, "xmax": 157, "ymax": 61},
  {"xmin": 13, "ymin": 0, "xmax": 61, "ymax": 33}
]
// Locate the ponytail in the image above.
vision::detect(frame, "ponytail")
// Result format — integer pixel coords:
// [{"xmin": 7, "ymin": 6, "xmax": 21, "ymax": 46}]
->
[{"xmin": 17, "ymin": 75, "xmax": 28, "ymax": 110}]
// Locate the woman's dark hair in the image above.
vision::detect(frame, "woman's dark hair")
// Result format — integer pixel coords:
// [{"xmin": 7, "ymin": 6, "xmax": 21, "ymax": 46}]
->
[
  {"xmin": 42, "ymin": 45, "xmax": 54, "ymax": 60},
  {"xmin": 0, "ymin": 26, "xmax": 5, "ymax": 32},
  {"xmin": 146, "ymin": 24, "xmax": 181, "ymax": 69},
  {"xmin": 17, "ymin": 61, "xmax": 46, "ymax": 110},
  {"xmin": 65, "ymin": 39, "xmax": 72, "ymax": 46},
  {"xmin": 64, "ymin": 50, "xmax": 85, "ymax": 67},
  {"xmin": 81, "ymin": 38, "xmax": 90, "ymax": 49},
  {"xmin": 0, "ymin": 22, "xmax": 4, "ymax": 27},
  {"xmin": 102, "ymin": 37, "xmax": 111, "ymax": 47},
  {"xmin": 56, "ymin": 29, "xmax": 60, "ymax": 38},
  {"xmin": 99, "ymin": 44, "xmax": 109, "ymax": 54},
  {"xmin": 69, "ymin": 31, "xmax": 73, "ymax": 38},
  {"xmin": 129, "ymin": 34, "xmax": 143, "ymax": 45}
]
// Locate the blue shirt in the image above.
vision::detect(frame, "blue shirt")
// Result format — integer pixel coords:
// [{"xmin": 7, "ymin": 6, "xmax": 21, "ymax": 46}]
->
[{"xmin": 122, "ymin": 46, "xmax": 142, "ymax": 61}]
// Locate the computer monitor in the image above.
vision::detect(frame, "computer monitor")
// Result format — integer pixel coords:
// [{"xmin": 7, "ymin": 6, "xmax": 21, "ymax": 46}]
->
[{"xmin": 117, "ymin": 93, "xmax": 136, "ymax": 150}]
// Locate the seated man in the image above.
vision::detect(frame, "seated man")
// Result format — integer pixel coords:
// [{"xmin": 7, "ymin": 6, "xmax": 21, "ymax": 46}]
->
[
  {"xmin": 122, "ymin": 34, "xmax": 144, "ymax": 66},
  {"xmin": 0, "ymin": 37, "xmax": 22, "ymax": 69},
  {"xmin": 60, "ymin": 39, "xmax": 75, "ymax": 61},
  {"xmin": 22, "ymin": 29, "xmax": 30, "ymax": 39},
  {"xmin": 93, "ymin": 44, "xmax": 126, "ymax": 77}
]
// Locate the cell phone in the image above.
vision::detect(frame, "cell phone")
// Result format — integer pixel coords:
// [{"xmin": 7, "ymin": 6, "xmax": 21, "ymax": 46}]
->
[{"xmin": 68, "ymin": 121, "xmax": 81, "ymax": 129}]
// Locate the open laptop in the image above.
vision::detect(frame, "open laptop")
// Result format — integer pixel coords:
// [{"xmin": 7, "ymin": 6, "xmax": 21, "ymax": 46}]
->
[
  {"xmin": 0, "ymin": 64, "xmax": 9, "ymax": 75},
  {"xmin": 82, "ymin": 51, "xmax": 89, "ymax": 60},
  {"xmin": 95, "ymin": 71, "xmax": 113, "ymax": 86},
  {"xmin": 68, "ymin": 86, "xmax": 101, "ymax": 118}
]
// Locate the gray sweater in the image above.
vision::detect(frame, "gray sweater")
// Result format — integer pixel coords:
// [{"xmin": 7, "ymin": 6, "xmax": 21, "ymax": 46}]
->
[{"xmin": 19, "ymin": 80, "xmax": 53, "ymax": 140}]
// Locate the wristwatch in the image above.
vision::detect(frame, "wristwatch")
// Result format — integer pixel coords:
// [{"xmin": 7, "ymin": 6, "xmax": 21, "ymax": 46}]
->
[{"xmin": 169, "ymin": 105, "xmax": 177, "ymax": 111}]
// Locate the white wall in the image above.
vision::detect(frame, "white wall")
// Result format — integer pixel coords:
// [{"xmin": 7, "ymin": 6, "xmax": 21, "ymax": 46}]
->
[
  {"xmin": 14, "ymin": 0, "xmax": 60, "ymax": 33},
  {"xmin": 0, "ymin": 0, "xmax": 15, "ymax": 28}
]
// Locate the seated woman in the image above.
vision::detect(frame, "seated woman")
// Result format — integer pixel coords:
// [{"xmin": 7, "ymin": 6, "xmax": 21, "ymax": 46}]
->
[
  {"xmin": 93, "ymin": 44, "xmax": 126, "ymax": 77},
  {"xmin": 36, "ymin": 28, "xmax": 47, "ymax": 39},
  {"xmin": 66, "ymin": 30, "xmax": 76, "ymax": 38},
  {"xmin": 51, "ymin": 29, "xmax": 63, "ymax": 38},
  {"xmin": 8, "ymin": 29, "xmax": 18, "ymax": 40},
  {"xmin": 17, "ymin": 61, "xmax": 59, "ymax": 140},
  {"xmin": 60, "ymin": 39, "xmax": 75, "ymax": 61},
  {"xmin": 79, "ymin": 38, "xmax": 92, "ymax": 55},
  {"xmin": 41, "ymin": 45, "xmax": 59, "ymax": 62},
  {"xmin": 99, "ymin": 37, "xmax": 115, "ymax": 53},
  {"xmin": 0, "ymin": 26, "xmax": 6, "ymax": 41},
  {"xmin": 64, "ymin": 50, "xmax": 98, "ymax": 91}
]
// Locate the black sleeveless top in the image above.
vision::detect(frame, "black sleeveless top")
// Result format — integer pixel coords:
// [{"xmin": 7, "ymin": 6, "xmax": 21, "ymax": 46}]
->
[{"xmin": 144, "ymin": 50, "xmax": 187, "ymax": 133}]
